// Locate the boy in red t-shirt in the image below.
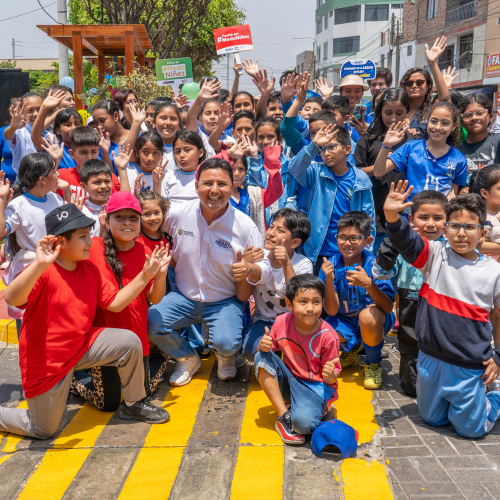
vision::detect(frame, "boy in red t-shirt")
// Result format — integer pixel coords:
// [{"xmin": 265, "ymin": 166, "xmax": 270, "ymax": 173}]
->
[
  {"xmin": 0, "ymin": 204, "xmax": 170, "ymax": 439},
  {"xmin": 255, "ymin": 273, "xmax": 341, "ymax": 445}
]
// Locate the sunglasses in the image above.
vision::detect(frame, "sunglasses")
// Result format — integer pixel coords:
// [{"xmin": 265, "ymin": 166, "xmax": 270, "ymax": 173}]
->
[{"xmin": 403, "ymin": 79, "xmax": 426, "ymax": 88}]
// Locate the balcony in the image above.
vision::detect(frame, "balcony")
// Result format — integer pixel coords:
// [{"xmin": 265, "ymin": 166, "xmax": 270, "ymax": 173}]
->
[{"xmin": 446, "ymin": 0, "xmax": 476, "ymax": 24}]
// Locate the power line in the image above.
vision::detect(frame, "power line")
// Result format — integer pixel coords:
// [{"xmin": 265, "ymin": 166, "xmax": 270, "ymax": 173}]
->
[
  {"xmin": 37, "ymin": 0, "xmax": 61, "ymax": 24},
  {"xmin": 0, "ymin": 2, "xmax": 57, "ymax": 22}
]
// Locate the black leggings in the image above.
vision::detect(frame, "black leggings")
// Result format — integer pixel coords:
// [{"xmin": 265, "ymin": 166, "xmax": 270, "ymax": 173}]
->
[{"xmin": 71, "ymin": 353, "xmax": 168, "ymax": 412}]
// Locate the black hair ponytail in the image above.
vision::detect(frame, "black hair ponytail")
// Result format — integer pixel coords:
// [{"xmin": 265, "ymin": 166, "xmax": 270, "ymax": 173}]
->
[{"xmin": 103, "ymin": 223, "xmax": 123, "ymax": 289}]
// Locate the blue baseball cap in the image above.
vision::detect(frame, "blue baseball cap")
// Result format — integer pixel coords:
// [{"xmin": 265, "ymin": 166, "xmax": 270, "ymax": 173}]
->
[{"xmin": 311, "ymin": 419, "xmax": 359, "ymax": 458}]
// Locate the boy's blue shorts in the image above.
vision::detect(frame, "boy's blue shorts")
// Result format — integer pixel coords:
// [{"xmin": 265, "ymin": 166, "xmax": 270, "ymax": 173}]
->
[{"xmin": 326, "ymin": 311, "xmax": 395, "ymax": 352}]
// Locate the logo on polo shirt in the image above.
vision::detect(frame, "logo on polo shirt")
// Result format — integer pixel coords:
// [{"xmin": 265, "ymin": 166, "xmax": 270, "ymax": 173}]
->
[
  {"xmin": 177, "ymin": 229, "xmax": 194, "ymax": 236},
  {"xmin": 215, "ymin": 238, "xmax": 232, "ymax": 250}
]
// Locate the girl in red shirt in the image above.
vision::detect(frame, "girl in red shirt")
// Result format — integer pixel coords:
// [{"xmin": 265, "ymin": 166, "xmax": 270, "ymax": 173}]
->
[
  {"xmin": 136, "ymin": 189, "xmax": 171, "ymax": 253},
  {"xmin": 72, "ymin": 191, "xmax": 171, "ymax": 411}
]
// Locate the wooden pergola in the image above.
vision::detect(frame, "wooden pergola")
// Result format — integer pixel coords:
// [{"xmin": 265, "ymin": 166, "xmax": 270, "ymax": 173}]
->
[{"xmin": 37, "ymin": 24, "xmax": 153, "ymax": 109}]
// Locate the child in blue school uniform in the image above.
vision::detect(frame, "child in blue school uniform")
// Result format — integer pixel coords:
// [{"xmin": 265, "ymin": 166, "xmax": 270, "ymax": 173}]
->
[
  {"xmin": 372, "ymin": 101, "xmax": 468, "ymax": 205},
  {"xmin": 288, "ymin": 124, "xmax": 375, "ymax": 274},
  {"xmin": 318, "ymin": 211, "xmax": 395, "ymax": 390}
]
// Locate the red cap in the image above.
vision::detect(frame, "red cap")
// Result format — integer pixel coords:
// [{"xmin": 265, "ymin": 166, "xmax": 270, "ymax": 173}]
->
[{"xmin": 106, "ymin": 191, "xmax": 142, "ymax": 215}]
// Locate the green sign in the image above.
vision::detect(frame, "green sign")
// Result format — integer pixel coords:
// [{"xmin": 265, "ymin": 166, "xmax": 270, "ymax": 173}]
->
[{"xmin": 155, "ymin": 58, "xmax": 193, "ymax": 92}]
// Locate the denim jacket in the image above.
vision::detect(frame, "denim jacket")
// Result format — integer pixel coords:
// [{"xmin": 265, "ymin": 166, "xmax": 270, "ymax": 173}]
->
[{"xmin": 289, "ymin": 141, "xmax": 376, "ymax": 264}]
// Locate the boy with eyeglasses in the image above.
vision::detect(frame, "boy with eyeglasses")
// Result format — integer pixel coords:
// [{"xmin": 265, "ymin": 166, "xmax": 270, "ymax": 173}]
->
[
  {"xmin": 384, "ymin": 182, "xmax": 500, "ymax": 438},
  {"xmin": 289, "ymin": 124, "xmax": 375, "ymax": 275},
  {"xmin": 318, "ymin": 211, "xmax": 395, "ymax": 390}
]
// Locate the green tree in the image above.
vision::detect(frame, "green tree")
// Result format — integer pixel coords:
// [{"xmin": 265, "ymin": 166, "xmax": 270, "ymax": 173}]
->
[
  {"xmin": 0, "ymin": 60, "xmax": 17, "ymax": 69},
  {"xmin": 68, "ymin": 0, "xmax": 245, "ymax": 79}
]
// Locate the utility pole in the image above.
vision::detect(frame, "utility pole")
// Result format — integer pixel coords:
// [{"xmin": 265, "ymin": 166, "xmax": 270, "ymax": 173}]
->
[
  {"xmin": 388, "ymin": 13, "xmax": 395, "ymax": 73},
  {"xmin": 12, "ymin": 39, "xmax": 15, "ymax": 60},
  {"xmin": 58, "ymin": 0, "xmax": 69, "ymax": 80},
  {"xmin": 395, "ymin": 19, "xmax": 401, "ymax": 85},
  {"xmin": 226, "ymin": 54, "xmax": 230, "ymax": 89}
]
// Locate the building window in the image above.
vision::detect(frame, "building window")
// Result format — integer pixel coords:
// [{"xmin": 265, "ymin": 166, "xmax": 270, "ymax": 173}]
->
[
  {"xmin": 317, "ymin": 0, "xmax": 322, "ymax": 7},
  {"xmin": 391, "ymin": 3, "xmax": 403, "ymax": 7},
  {"xmin": 324, "ymin": 14, "xmax": 328, "ymax": 29},
  {"xmin": 333, "ymin": 36, "xmax": 360, "ymax": 55},
  {"xmin": 323, "ymin": 42, "xmax": 328, "ymax": 59},
  {"xmin": 407, "ymin": 45, "xmax": 413, "ymax": 56},
  {"xmin": 427, "ymin": 0, "xmax": 438, "ymax": 19},
  {"xmin": 458, "ymin": 33, "xmax": 473, "ymax": 68},
  {"xmin": 329, "ymin": 10, "xmax": 333, "ymax": 17},
  {"xmin": 316, "ymin": 19, "xmax": 323, "ymax": 34},
  {"xmin": 301, "ymin": 62, "xmax": 305, "ymax": 73},
  {"xmin": 365, "ymin": 4, "xmax": 389, "ymax": 21},
  {"xmin": 317, "ymin": 46, "xmax": 321, "ymax": 62},
  {"xmin": 335, "ymin": 5, "xmax": 361, "ymax": 24},
  {"xmin": 381, "ymin": 54, "xmax": 385, "ymax": 67}
]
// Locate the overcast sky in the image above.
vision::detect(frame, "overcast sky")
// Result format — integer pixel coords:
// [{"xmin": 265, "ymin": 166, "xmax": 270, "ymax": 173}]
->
[{"xmin": 0, "ymin": 0, "xmax": 314, "ymax": 93}]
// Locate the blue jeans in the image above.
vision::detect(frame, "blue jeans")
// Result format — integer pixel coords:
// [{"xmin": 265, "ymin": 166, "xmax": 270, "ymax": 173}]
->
[
  {"xmin": 147, "ymin": 290, "xmax": 245, "ymax": 359},
  {"xmin": 242, "ymin": 319, "xmax": 275, "ymax": 360},
  {"xmin": 254, "ymin": 350, "xmax": 327, "ymax": 435},
  {"xmin": 418, "ymin": 351, "xmax": 500, "ymax": 438}
]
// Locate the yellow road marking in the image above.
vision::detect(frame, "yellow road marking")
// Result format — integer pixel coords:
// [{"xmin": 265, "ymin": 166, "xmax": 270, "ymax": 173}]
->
[
  {"xmin": 118, "ymin": 447, "xmax": 184, "ymax": 499},
  {"xmin": 0, "ymin": 454, "xmax": 11, "ymax": 467},
  {"xmin": 144, "ymin": 356, "xmax": 215, "ymax": 447},
  {"xmin": 53, "ymin": 402, "xmax": 114, "ymax": 449},
  {"xmin": 230, "ymin": 447, "xmax": 285, "ymax": 500},
  {"xmin": 341, "ymin": 459, "xmax": 393, "ymax": 499},
  {"xmin": 0, "ymin": 319, "xmax": 18, "ymax": 344},
  {"xmin": 17, "ymin": 449, "xmax": 91, "ymax": 500},
  {"xmin": 2, "ymin": 400, "xmax": 28, "ymax": 453},
  {"xmin": 336, "ymin": 366, "xmax": 379, "ymax": 444},
  {"xmin": 239, "ymin": 371, "xmax": 282, "ymax": 446}
]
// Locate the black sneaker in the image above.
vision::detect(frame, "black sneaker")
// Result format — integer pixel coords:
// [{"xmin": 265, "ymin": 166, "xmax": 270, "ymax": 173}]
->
[{"xmin": 119, "ymin": 399, "xmax": 170, "ymax": 424}]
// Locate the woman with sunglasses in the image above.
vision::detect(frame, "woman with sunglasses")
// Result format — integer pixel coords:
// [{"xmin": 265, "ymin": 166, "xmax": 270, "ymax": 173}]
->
[{"xmin": 399, "ymin": 37, "xmax": 451, "ymax": 138}]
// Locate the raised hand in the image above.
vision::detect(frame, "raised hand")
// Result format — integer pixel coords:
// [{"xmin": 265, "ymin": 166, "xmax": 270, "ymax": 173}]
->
[
  {"xmin": 243, "ymin": 135, "xmax": 259, "ymax": 157},
  {"xmin": 233, "ymin": 56, "xmax": 244, "ymax": 75},
  {"xmin": 10, "ymin": 102, "xmax": 27, "ymax": 130},
  {"xmin": 315, "ymin": 77, "xmax": 334, "ymax": 99},
  {"xmin": 258, "ymin": 326, "xmax": 273, "ymax": 353},
  {"xmin": 313, "ymin": 124, "xmax": 338, "ymax": 148},
  {"xmin": 112, "ymin": 142, "xmax": 133, "ymax": 173},
  {"xmin": 232, "ymin": 249, "xmax": 250, "ymax": 281},
  {"xmin": 252, "ymin": 69, "xmax": 276, "ymax": 96},
  {"xmin": 321, "ymin": 256, "xmax": 335, "ymax": 281},
  {"xmin": 350, "ymin": 111, "xmax": 368, "ymax": 136},
  {"xmin": 198, "ymin": 79, "xmax": 222, "ymax": 102},
  {"xmin": 41, "ymin": 135, "xmax": 64, "ymax": 163},
  {"xmin": 273, "ymin": 238, "xmax": 290, "ymax": 268},
  {"xmin": 383, "ymin": 180, "xmax": 414, "ymax": 220},
  {"xmin": 152, "ymin": 158, "xmax": 167, "ymax": 185},
  {"xmin": 36, "ymin": 235, "xmax": 61, "ymax": 266},
  {"xmin": 170, "ymin": 90, "xmax": 190, "ymax": 108},
  {"xmin": 134, "ymin": 173, "xmax": 146, "ymax": 197},
  {"xmin": 157, "ymin": 247, "xmax": 173, "ymax": 274},
  {"xmin": 219, "ymin": 101, "xmax": 234, "ymax": 130},
  {"xmin": 383, "ymin": 122, "xmax": 407, "ymax": 148},
  {"xmin": 71, "ymin": 192, "xmax": 85, "ymax": 211},
  {"xmin": 57, "ymin": 178, "xmax": 70, "ymax": 193},
  {"xmin": 244, "ymin": 245, "xmax": 264, "ymax": 263},
  {"xmin": 442, "ymin": 66, "xmax": 460, "ymax": 88},
  {"xmin": 322, "ymin": 359, "xmax": 340, "ymax": 382},
  {"xmin": 280, "ymin": 72, "xmax": 299, "ymax": 103},
  {"xmin": 98, "ymin": 207, "xmax": 107, "ymax": 228},
  {"xmin": 243, "ymin": 58, "xmax": 260, "ymax": 79},
  {"xmin": 143, "ymin": 245, "xmax": 166, "ymax": 280},
  {"xmin": 98, "ymin": 127, "xmax": 111, "ymax": 155},
  {"xmin": 42, "ymin": 90, "xmax": 66, "ymax": 111},
  {"xmin": 227, "ymin": 136, "xmax": 247, "ymax": 158},
  {"xmin": 346, "ymin": 265, "xmax": 371, "ymax": 289},
  {"xmin": 296, "ymin": 72, "xmax": 310, "ymax": 103},
  {"xmin": 425, "ymin": 36, "xmax": 447, "ymax": 65},
  {"xmin": 0, "ymin": 172, "xmax": 11, "ymax": 203},
  {"xmin": 128, "ymin": 102, "xmax": 145, "ymax": 124}
]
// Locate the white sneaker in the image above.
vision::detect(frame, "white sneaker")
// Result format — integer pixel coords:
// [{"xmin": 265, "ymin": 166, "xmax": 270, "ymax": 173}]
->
[
  {"xmin": 215, "ymin": 353, "xmax": 237, "ymax": 380},
  {"xmin": 169, "ymin": 353, "xmax": 201, "ymax": 387}
]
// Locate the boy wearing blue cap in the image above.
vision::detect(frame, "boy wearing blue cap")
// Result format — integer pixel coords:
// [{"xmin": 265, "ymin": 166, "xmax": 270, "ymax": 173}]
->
[{"xmin": 255, "ymin": 273, "xmax": 341, "ymax": 445}]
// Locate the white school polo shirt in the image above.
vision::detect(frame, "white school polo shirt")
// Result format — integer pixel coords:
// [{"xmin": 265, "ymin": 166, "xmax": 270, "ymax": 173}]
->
[
  {"xmin": 6, "ymin": 124, "xmax": 38, "ymax": 175},
  {"xmin": 126, "ymin": 164, "xmax": 154, "ymax": 192},
  {"xmin": 161, "ymin": 168, "xmax": 198, "ymax": 204},
  {"xmin": 165, "ymin": 199, "xmax": 270, "ymax": 302}
]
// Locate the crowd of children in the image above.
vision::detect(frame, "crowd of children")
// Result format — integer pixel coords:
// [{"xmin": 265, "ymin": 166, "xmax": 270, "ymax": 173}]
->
[{"xmin": 2, "ymin": 35, "xmax": 500, "ymax": 449}]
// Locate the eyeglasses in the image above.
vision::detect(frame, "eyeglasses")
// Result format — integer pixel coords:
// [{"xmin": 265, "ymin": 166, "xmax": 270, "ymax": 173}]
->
[
  {"xmin": 324, "ymin": 143, "xmax": 342, "ymax": 152},
  {"xmin": 461, "ymin": 110, "xmax": 488, "ymax": 120},
  {"xmin": 336, "ymin": 234, "xmax": 367, "ymax": 244},
  {"xmin": 444, "ymin": 222, "xmax": 483, "ymax": 234},
  {"xmin": 403, "ymin": 79, "xmax": 426, "ymax": 88},
  {"xmin": 428, "ymin": 118, "xmax": 452, "ymax": 127}
]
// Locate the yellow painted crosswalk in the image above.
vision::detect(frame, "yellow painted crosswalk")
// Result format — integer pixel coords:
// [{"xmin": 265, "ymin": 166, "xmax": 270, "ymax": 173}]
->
[{"xmin": 0, "ymin": 359, "xmax": 393, "ymax": 499}]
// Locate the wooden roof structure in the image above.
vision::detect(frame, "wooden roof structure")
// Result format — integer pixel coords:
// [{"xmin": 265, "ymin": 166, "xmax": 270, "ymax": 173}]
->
[{"xmin": 37, "ymin": 25, "xmax": 153, "ymax": 109}]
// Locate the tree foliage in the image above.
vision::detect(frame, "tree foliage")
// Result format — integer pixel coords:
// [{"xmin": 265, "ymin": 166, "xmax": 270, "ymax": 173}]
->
[{"xmin": 68, "ymin": 0, "xmax": 245, "ymax": 79}]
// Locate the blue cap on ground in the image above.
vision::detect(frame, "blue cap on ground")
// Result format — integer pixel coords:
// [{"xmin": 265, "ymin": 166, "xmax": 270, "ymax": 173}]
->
[{"xmin": 311, "ymin": 419, "xmax": 359, "ymax": 458}]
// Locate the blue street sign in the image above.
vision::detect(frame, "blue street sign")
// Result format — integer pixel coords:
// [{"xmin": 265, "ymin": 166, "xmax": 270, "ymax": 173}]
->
[{"xmin": 340, "ymin": 59, "xmax": 376, "ymax": 79}]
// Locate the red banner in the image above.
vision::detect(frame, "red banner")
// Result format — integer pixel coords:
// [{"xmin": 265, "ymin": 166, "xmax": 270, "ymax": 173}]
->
[{"xmin": 213, "ymin": 25, "xmax": 253, "ymax": 55}]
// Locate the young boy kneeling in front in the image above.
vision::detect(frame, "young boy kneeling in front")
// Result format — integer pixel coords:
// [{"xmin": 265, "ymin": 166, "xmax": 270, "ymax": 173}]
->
[
  {"xmin": 319, "ymin": 211, "xmax": 396, "ymax": 390},
  {"xmin": 0, "ymin": 204, "xmax": 169, "ymax": 439},
  {"xmin": 255, "ymin": 274, "xmax": 341, "ymax": 445},
  {"xmin": 384, "ymin": 182, "xmax": 500, "ymax": 438}
]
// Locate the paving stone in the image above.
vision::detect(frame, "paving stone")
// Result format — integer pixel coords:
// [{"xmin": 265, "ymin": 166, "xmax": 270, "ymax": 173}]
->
[
  {"xmin": 0, "ymin": 450, "xmax": 45, "ymax": 500},
  {"xmin": 421, "ymin": 435, "xmax": 459, "ymax": 457},
  {"xmin": 384, "ymin": 416, "xmax": 418, "ymax": 436},
  {"xmin": 398, "ymin": 403, "xmax": 421, "ymax": 416},
  {"xmin": 475, "ymin": 433, "xmax": 500, "ymax": 443},
  {"xmin": 381, "ymin": 436, "xmax": 425, "ymax": 448},
  {"xmin": 391, "ymin": 482, "xmax": 410, "ymax": 499},
  {"xmin": 409, "ymin": 417, "xmax": 456, "ymax": 436},
  {"xmin": 403, "ymin": 481, "xmax": 464, "ymax": 496},
  {"xmin": 481, "ymin": 482, "xmax": 500, "ymax": 499},
  {"xmin": 385, "ymin": 446, "xmax": 432, "ymax": 459},
  {"xmin": 438, "ymin": 456, "xmax": 492, "ymax": 470},
  {"xmin": 411, "ymin": 457, "xmax": 452, "ymax": 483},
  {"xmin": 446, "ymin": 435, "xmax": 484, "ymax": 456},
  {"xmin": 477, "ymin": 444, "xmax": 500, "ymax": 455},
  {"xmin": 378, "ymin": 401, "xmax": 401, "ymax": 409},
  {"xmin": 388, "ymin": 458, "xmax": 424, "ymax": 483},
  {"xmin": 448, "ymin": 469, "xmax": 500, "ymax": 482},
  {"xmin": 455, "ymin": 482, "xmax": 493, "ymax": 499}
]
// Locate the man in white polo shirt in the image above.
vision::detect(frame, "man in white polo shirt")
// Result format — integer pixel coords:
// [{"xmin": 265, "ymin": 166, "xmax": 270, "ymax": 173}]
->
[{"xmin": 148, "ymin": 158, "xmax": 270, "ymax": 385}]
